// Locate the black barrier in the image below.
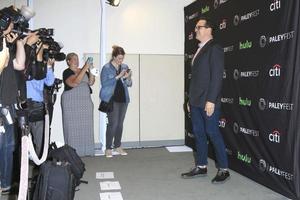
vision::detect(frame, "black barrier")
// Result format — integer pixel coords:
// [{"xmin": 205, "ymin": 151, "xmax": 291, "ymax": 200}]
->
[{"xmin": 184, "ymin": 0, "xmax": 300, "ymax": 199}]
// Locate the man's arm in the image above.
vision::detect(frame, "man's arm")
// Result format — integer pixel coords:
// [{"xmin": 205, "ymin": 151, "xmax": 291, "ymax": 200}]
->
[
  {"xmin": 205, "ymin": 45, "xmax": 224, "ymax": 116},
  {"xmin": 206, "ymin": 45, "xmax": 224, "ymax": 103},
  {"xmin": 0, "ymin": 38, "xmax": 9, "ymax": 74}
]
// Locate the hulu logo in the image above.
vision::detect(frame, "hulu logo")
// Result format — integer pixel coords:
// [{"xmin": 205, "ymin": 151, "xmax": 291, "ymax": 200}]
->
[
  {"xmin": 201, "ymin": 6, "xmax": 210, "ymax": 14},
  {"xmin": 237, "ymin": 151, "xmax": 251, "ymax": 164},
  {"xmin": 239, "ymin": 97, "xmax": 251, "ymax": 106},
  {"xmin": 239, "ymin": 40, "xmax": 252, "ymax": 49}
]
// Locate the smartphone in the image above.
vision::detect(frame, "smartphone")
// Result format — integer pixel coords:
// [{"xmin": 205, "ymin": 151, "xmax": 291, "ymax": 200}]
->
[
  {"xmin": 126, "ymin": 68, "xmax": 131, "ymax": 73},
  {"xmin": 87, "ymin": 57, "xmax": 93, "ymax": 65}
]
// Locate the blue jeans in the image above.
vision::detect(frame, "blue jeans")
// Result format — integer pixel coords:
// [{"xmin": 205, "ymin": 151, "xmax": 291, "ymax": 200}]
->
[
  {"xmin": 190, "ymin": 106, "xmax": 228, "ymax": 168},
  {"xmin": 0, "ymin": 122, "xmax": 15, "ymax": 188}
]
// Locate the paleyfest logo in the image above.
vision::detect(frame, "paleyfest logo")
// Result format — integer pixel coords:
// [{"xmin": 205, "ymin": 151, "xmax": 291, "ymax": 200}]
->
[
  {"xmin": 258, "ymin": 98, "xmax": 293, "ymax": 111},
  {"xmin": 223, "ymin": 45, "xmax": 234, "ymax": 53},
  {"xmin": 233, "ymin": 122, "xmax": 259, "ymax": 137},
  {"xmin": 233, "ymin": 69, "xmax": 259, "ymax": 80},
  {"xmin": 233, "ymin": 9, "xmax": 260, "ymax": 26},
  {"xmin": 185, "ymin": 12, "xmax": 198, "ymax": 22},
  {"xmin": 214, "ymin": 0, "xmax": 230, "ymax": 9},
  {"xmin": 259, "ymin": 159, "xmax": 293, "ymax": 181},
  {"xmin": 260, "ymin": 31, "xmax": 295, "ymax": 48}
]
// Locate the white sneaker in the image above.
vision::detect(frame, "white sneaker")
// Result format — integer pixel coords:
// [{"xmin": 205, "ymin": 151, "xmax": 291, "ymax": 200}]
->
[
  {"xmin": 105, "ymin": 149, "xmax": 113, "ymax": 158},
  {"xmin": 114, "ymin": 147, "xmax": 128, "ymax": 155}
]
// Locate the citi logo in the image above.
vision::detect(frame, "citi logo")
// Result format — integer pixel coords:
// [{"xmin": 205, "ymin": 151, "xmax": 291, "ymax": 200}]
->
[
  {"xmin": 237, "ymin": 151, "xmax": 251, "ymax": 164},
  {"xmin": 201, "ymin": 6, "xmax": 210, "ymax": 14},
  {"xmin": 259, "ymin": 159, "xmax": 293, "ymax": 181},
  {"xmin": 224, "ymin": 45, "xmax": 234, "ymax": 52},
  {"xmin": 219, "ymin": 118, "xmax": 226, "ymax": 128},
  {"xmin": 239, "ymin": 40, "xmax": 252, "ymax": 50},
  {"xmin": 214, "ymin": 0, "xmax": 229, "ymax": 9},
  {"xmin": 269, "ymin": 64, "xmax": 281, "ymax": 77},
  {"xmin": 270, "ymin": 0, "xmax": 281, "ymax": 11},
  {"xmin": 269, "ymin": 130, "xmax": 281, "ymax": 143},
  {"xmin": 219, "ymin": 19, "xmax": 227, "ymax": 30},
  {"xmin": 258, "ymin": 98, "xmax": 294, "ymax": 111},
  {"xmin": 188, "ymin": 32, "xmax": 194, "ymax": 40},
  {"xmin": 239, "ymin": 97, "xmax": 251, "ymax": 106}
]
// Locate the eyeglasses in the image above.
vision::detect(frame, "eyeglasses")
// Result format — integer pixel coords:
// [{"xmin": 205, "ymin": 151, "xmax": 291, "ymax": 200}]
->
[{"xmin": 195, "ymin": 25, "xmax": 208, "ymax": 31}]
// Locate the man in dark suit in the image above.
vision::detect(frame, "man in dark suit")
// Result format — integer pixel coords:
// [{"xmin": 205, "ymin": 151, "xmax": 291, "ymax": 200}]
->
[{"xmin": 181, "ymin": 17, "xmax": 230, "ymax": 183}]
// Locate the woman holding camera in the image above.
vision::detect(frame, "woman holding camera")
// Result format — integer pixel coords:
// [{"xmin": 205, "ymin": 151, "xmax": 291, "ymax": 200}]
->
[
  {"xmin": 61, "ymin": 53, "xmax": 95, "ymax": 157},
  {"xmin": 100, "ymin": 45, "xmax": 132, "ymax": 158}
]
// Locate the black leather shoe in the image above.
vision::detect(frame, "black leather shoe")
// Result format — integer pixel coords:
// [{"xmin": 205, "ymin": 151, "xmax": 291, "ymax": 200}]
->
[
  {"xmin": 181, "ymin": 167, "xmax": 207, "ymax": 179},
  {"xmin": 211, "ymin": 169, "xmax": 230, "ymax": 184},
  {"xmin": 1, "ymin": 187, "xmax": 11, "ymax": 195}
]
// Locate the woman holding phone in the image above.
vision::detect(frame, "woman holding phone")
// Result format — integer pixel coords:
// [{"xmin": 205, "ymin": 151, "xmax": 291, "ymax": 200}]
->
[
  {"xmin": 100, "ymin": 45, "xmax": 132, "ymax": 158},
  {"xmin": 61, "ymin": 53, "xmax": 95, "ymax": 157}
]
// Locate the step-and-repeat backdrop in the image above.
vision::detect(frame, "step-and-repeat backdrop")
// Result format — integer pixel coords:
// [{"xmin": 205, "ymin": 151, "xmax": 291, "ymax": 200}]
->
[{"xmin": 184, "ymin": 0, "xmax": 300, "ymax": 199}]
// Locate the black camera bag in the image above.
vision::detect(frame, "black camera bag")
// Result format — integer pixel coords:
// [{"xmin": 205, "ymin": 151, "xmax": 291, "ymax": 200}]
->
[
  {"xmin": 28, "ymin": 101, "xmax": 45, "ymax": 122},
  {"xmin": 32, "ymin": 160, "xmax": 75, "ymax": 200},
  {"xmin": 48, "ymin": 143, "xmax": 86, "ymax": 186}
]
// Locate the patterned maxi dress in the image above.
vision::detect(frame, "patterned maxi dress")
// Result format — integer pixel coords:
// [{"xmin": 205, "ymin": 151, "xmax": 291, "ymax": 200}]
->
[{"xmin": 61, "ymin": 73, "xmax": 94, "ymax": 156}]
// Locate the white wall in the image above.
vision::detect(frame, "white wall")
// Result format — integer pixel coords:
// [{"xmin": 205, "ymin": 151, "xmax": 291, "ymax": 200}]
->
[
  {"xmin": 105, "ymin": 0, "xmax": 195, "ymax": 54},
  {"xmin": 1, "ymin": 0, "xmax": 195, "ymax": 145}
]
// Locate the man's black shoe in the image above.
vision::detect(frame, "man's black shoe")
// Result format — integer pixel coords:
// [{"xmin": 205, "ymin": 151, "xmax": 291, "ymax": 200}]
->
[
  {"xmin": 1, "ymin": 187, "xmax": 11, "ymax": 195},
  {"xmin": 211, "ymin": 169, "xmax": 230, "ymax": 184},
  {"xmin": 181, "ymin": 166, "xmax": 207, "ymax": 179}
]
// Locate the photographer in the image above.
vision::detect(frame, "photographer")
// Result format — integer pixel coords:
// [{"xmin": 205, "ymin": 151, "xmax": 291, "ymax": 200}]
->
[
  {"xmin": 0, "ymin": 21, "xmax": 27, "ymax": 195},
  {"xmin": 26, "ymin": 39, "xmax": 55, "ymax": 157}
]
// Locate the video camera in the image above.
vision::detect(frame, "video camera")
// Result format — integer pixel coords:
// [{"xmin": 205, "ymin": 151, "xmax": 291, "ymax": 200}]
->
[
  {"xmin": 14, "ymin": 26, "xmax": 66, "ymax": 62},
  {"xmin": 42, "ymin": 38, "xmax": 66, "ymax": 62},
  {"xmin": 28, "ymin": 28, "xmax": 65, "ymax": 62},
  {"xmin": 0, "ymin": 5, "xmax": 35, "ymax": 36}
]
